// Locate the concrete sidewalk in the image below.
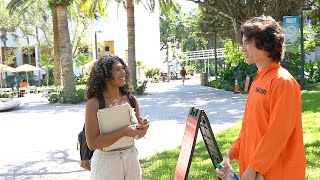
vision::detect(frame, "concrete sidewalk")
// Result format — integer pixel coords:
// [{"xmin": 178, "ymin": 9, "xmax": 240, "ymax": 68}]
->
[{"xmin": 0, "ymin": 78, "xmax": 247, "ymax": 179}]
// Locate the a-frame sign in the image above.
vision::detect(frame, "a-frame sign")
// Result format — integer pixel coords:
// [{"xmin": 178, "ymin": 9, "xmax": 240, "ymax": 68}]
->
[{"xmin": 173, "ymin": 107, "xmax": 223, "ymax": 180}]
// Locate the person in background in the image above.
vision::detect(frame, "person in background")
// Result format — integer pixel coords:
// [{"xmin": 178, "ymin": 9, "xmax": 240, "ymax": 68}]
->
[
  {"xmin": 19, "ymin": 79, "xmax": 28, "ymax": 96},
  {"xmin": 179, "ymin": 67, "xmax": 187, "ymax": 85},
  {"xmin": 216, "ymin": 16, "xmax": 306, "ymax": 180},
  {"xmin": 85, "ymin": 55, "xmax": 149, "ymax": 180}
]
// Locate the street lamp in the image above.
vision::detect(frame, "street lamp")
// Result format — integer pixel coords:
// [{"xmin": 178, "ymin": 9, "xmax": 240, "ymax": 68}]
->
[
  {"xmin": 206, "ymin": 31, "xmax": 218, "ymax": 80},
  {"xmin": 300, "ymin": 1, "xmax": 312, "ymax": 90},
  {"xmin": 95, "ymin": 31, "xmax": 102, "ymax": 60}
]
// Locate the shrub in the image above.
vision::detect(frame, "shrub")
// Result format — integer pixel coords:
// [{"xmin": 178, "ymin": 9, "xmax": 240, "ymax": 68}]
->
[
  {"xmin": 0, "ymin": 93, "xmax": 11, "ymax": 98},
  {"xmin": 48, "ymin": 86, "xmax": 86, "ymax": 104},
  {"xmin": 65, "ymin": 88, "xmax": 86, "ymax": 104},
  {"xmin": 145, "ymin": 68, "xmax": 161, "ymax": 78},
  {"xmin": 76, "ymin": 71, "xmax": 90, "ymax": 85},
  {"xmin": 135, "ymin": 80, "xmax": 147, "ymax": 95},
  {"xmin": 48, "ymin": 93, "xmax": 62, "ymax": 103}
]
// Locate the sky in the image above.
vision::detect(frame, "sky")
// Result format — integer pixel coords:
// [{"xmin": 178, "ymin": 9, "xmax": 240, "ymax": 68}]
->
[{"xmin": 176, "ymin": 0, "xmax": 198, "ymax": 13}]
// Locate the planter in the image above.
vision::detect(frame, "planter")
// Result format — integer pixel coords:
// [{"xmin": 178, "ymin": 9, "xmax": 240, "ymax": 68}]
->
[
  {"xmin": 0, "ymin": 98, "xmax": 11, "ymax": 102},
  {"xmin": 0, "ymin": 98, "xmax": 20, "ymax": 111}
]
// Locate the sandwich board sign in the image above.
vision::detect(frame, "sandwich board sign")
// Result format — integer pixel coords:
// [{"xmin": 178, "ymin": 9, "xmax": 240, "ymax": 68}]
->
[
  {"xmin": 173, "ymin": 107, "xmax": 223, "ymax": 180},
  {"xmin": 173, "ymin": 107, "xmax": 201, "ymax": 180}
]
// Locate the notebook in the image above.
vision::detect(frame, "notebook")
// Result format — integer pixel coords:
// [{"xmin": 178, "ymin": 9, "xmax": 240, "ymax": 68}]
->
[{"xmin": 97, "ymin": 103, "xmax": 134, "ymax": 151}]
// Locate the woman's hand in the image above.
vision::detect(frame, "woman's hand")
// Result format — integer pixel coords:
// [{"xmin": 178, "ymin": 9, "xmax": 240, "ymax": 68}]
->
[
  {"xmin": 135, "ymin": 118, "xmax": 150, "ymax": 138},
  {"xmin": 124, "ymin": 122, "xmax": 149, "ymax": 138},
  {"xmin": 124, "ymin": 125, "xmax": 141, "ymax": 138}
]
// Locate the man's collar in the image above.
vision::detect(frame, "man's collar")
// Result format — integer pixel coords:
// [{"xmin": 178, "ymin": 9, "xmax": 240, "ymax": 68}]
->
[{"xmin": 256, "ymin": 61, "xmax": 280, "ymax": 79}]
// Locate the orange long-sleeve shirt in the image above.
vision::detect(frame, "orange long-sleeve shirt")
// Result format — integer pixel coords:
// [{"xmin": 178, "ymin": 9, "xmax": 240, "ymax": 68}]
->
[
  {"xmin": 230, "ymin": 62, "xmax": 306, "ymax": 179},
  {"xmin": 20, "ymin": 82, "xmax": 28, "ymax": 88}
]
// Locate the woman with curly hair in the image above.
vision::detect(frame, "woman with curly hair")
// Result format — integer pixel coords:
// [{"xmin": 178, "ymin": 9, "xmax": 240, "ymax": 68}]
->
[{"xmin": 85, "ymin": 55, "xmax": 149, "ymax": 179}]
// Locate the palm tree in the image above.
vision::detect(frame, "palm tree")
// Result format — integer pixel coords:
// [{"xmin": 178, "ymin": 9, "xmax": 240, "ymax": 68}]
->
[
  {"xmin": 51, "ymin": 7, "xmax": 61, "ymax": 86},
  {"xmin": 48, "ymin": 0, "xmax": 76, "ymax": 99},
  {"xmin": 136, "ymin": 60, "xmax": 146, "ymax": 80},
  {"xmin": 78, "ymin": 0, "xmax": 173, "ymax": 90},
  {"xmin": 8, "ymin": 0, "xmax": 76, "ymax": 100}
]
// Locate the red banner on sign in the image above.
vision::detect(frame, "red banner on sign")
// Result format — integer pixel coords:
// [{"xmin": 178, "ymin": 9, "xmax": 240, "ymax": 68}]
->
[{"xmin": 173, "ymin": 117, "xmax": 198, "ymax": 180}]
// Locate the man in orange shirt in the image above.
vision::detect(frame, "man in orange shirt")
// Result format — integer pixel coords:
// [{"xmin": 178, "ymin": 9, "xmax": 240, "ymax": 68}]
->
[
  {"xmin": 19, "ymin": 79, "xmax": 28, "ymax": 96},
  {"xmin": 217, "ymin": 16, "xmax": 306, "ymax": 180},
  {"xmin": 20, "ymin": 79, "xmax": 28, "ymax": 88}
]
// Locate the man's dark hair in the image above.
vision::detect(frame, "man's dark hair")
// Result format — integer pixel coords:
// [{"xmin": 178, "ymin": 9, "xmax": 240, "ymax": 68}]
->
[
  {"xmin": 86, "ymin": 55, "xmax": 132, "ymax": 99},
  {"xmin": 241, "ymin": 16, "xmax": 285, "ymax": 62}
]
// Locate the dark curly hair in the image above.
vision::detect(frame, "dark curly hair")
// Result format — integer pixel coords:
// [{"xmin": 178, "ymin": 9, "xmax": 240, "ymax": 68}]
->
[
  {"xmin": 241, "ymin": 16, "xmax": 285, "ymax": 62},
  {"xmin": 86, "ymin": 55, "xmax": 132, "ymax": 99}
]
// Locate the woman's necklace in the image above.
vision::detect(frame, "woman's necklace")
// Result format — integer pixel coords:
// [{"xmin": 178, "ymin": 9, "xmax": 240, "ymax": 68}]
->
[{"xmin": 104, "ymin": 95, "xmax": 124, "ymax": 107}]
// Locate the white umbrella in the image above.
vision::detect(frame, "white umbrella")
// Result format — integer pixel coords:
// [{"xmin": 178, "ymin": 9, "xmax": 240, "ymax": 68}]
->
[
  {"xmin": 0, "ymin": 66, "xmax": 16, "ymax": 73},
  {"xmin": 0, "ymin": 63, "xmax": 6, "ymax": 69},
  {"xmin": 81, "ymin": 60, "xmax": 97, "ymax": 69},
  {"xmin": 14, "ymin": 64, "xmax": 43, "ymax": 85},
  {"xmin": 0, "ymin": 64, "xmax": 16, "ymax": 88}
]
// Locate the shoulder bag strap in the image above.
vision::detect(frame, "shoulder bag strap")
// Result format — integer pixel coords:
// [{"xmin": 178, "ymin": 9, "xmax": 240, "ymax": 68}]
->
[
  {"xmin": 97, "ymin": 95, "xmax": 106, "ymax": 109},
  {"xmin": 127, "ymin": 93, "xmax": 136, "ymax": 108}
]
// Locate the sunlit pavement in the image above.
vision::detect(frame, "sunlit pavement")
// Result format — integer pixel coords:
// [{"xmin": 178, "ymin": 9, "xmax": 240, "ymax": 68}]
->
[{"xmin": 0, "ymin": 77, "xmax": 247, "ymax": 179}]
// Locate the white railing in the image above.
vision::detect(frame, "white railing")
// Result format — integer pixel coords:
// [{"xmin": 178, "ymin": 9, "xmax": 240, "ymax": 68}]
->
[{"xmin": 182, "ymin": 48, "xmax": 226, "ymax": 60}]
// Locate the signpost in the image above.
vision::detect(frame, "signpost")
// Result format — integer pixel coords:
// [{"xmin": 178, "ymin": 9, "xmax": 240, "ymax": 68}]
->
[
  {"xmin": 283, "ymin": 16, "xmax": 300, "ymax": 52},
  {"xmin": 174, "ymin": 107, "xmax": 223, "ymax": 180}
]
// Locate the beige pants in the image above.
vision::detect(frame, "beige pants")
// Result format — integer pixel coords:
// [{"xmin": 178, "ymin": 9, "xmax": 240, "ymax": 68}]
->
[{"xmin": 90, "ymin": 146, "xmax": 141, "ymax": 180}]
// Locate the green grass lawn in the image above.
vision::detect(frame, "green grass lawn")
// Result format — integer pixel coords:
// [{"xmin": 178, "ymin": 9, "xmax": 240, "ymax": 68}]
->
[
  {"xmin": 305, "ymin": 82, "xmax": 320, "ymax": 91},
  {"xmin": 140, "ymin": 91, "xmax": 320, "ymax": 180}
]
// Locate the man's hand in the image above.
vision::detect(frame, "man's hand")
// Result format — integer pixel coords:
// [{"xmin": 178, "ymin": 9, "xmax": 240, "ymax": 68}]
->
[
  {"xmin": 241, "ymin": 165, "xmax": 256, "ymax": 180},
  {"xmin": 215, "ymin": 152, "xmax": 235, "ymax": 179}
]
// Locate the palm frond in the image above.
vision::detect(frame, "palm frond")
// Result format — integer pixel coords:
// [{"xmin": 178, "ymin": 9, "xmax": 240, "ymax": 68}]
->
[
  {"xmin": 7, "ymin": 0, "xmax": 37, "ymax": 15},
  {"xmin": 159, "ymin": 0, "xmax": 176, "ymax": 12}
]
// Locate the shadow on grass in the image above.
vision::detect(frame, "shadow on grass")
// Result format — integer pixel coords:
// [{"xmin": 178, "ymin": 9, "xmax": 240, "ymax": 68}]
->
[
  {"xmin": 302, "ymin": 91, "xmax": 320, "ymax": 113},
  {"xmin": 140, "ymin": 123, "xmax": 242, "ymax": 180},
  {"xmin": 305, "ymin": 140, "xmax": 320, "ymax": 168}
]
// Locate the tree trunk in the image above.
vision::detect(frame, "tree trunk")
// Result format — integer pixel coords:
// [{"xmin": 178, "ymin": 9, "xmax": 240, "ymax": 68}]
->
[
  {"xmin": 52, "ymin": 8, "xmax": 61, "ymax": 86},
  {"xmin": 127, "ymin": 0, "xmax": 137, "ymax": 89},
  {"xmin": 167, "ymin": 44, "xmax": 170, "ymax": 82},
  {"xmin": 46, "ymin": 69, "xmax": 49, "ymax": 86},
  {"xmin": 35, "ymin": 27, "xmax": 42, "ymax": 86},
  {"xmin": 232, "ymin": 19, "xmax": 242, "ymax": 43},
  {"xmin": 56, "ymin": 4, "xmax": 76, "ymax": 100}
]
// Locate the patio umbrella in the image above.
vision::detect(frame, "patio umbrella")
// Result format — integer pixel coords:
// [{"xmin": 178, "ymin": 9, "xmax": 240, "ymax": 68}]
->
[
  {"xmin": 80, "ymin": 60, "xmax": 97, "ymax": 75},
  {"xmin": 0, "ymin": 66, "xmax": 16, "ymax": 72},
  {"xmin": 0, "ymin": 64, "xmax": 16, "ymax": 88},
  {"xmin": 81, "ymin": 60, "xmax": 97, "ymax": 69},
  {"xmin": 14, "ymin": 64, "xmax": 43, "ymax": 85}
]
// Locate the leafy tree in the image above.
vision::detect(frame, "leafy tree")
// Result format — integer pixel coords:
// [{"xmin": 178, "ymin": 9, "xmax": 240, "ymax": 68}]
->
[
  {"xmin": 223, "ymin": 40, "xmax": 244, "ymax": 64},
  {"xmin": 78, "ymin": 0, "xmax": 174, "ymax": 90},
  {"xmin": 8, "ymin": 0, "xmax": 77, "ymax": 101},
  {"xmin": 0, "ymin": 0, "xmax": 18, "ymax": 65},
  {"xmin": 191, "ymin": 0, "xmax": 304, "ymax": 41},
  {"xmin": 39, "ymin": 55, "xmax": 53, "ymax": 86},
  {"xmin": 136, "ymin": 60, "xmax": 146, "ymax": 79},
  {"xmin": 75, "ymin": 52, "xmax": 92, "ymax": 68},
  {"xmin": 305, "ymin": 0, "xmax": 320, "ymax": 46}
]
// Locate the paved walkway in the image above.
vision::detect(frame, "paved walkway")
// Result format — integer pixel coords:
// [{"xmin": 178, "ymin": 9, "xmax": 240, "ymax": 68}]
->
[{"xmin": 0, "ymin": 78, "xmax": 247, "ymax": 179}]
